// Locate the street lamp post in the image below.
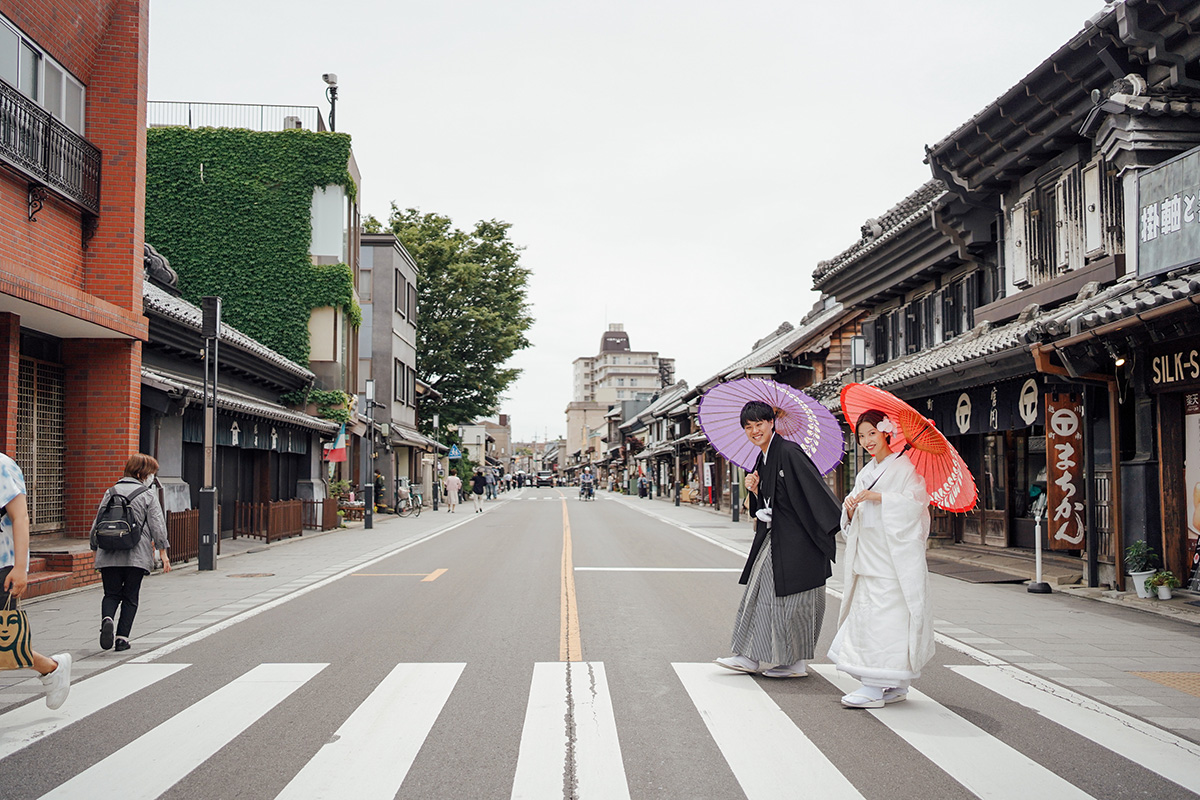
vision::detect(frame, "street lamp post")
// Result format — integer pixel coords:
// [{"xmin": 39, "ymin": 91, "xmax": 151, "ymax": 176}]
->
[
  {"xmin": 850, "ymin": 334, "xmax": 868, "ymax": 473},
  {"xmin": 363, "ymin": 378, "xmax": 379, "ymax": 530},
  {"xmin": 199, "ymin": 296, "xmax": 221, "ymax": 571}
]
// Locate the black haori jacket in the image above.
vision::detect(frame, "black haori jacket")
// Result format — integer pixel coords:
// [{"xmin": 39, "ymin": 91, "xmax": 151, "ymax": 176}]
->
[{"xmin": 741, "ymin": 436, "xmax": 841, "ymax": 597}]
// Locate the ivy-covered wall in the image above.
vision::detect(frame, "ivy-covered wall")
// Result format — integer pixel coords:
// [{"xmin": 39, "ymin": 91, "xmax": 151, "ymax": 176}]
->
[{"xmin": 145, "ymin": 127, "xmax": 361, "ymax": 366}]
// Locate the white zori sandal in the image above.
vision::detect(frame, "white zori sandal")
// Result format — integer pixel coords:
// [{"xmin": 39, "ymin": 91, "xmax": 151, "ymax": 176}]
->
[{"xmin": 841, "ymin": 689, "xmax": 885, "ymax": 709}]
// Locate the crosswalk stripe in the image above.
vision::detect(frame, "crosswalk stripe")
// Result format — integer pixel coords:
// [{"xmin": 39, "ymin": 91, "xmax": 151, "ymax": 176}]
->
[
  {"xmin": 275, "ymin": 663, "xmax": 465, "ymax": 800},
  {"xmin": 952, "ymin": 664, "xmax": 1200, "ymax": 792},
  {"xmin": 38, "ymin": 663, "xmax": 327, "ymax": 800},
  {"xmin": 0, "ymin": 663, "xmax": 189, "ymax": 761},
  {"xmin": 673, "ymin": 662, "xmax": 865, "ymax": 800},
  {"xmin": 512, "ymin": 662, "xmax": 630, "ymax": 800},
  {"xmin": 811, "ymin": 664, "xmax": 1097, "ymax": 800}
]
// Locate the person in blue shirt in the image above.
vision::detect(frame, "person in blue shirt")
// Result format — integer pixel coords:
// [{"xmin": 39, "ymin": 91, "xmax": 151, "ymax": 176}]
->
[{"xmin": 0, "ymin": 452, "xmax": 72, "ymax": 709}]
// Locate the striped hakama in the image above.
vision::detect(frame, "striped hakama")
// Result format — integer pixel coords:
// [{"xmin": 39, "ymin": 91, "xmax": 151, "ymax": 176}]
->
[{"xmin": 730, "ymin": 534, "xmax": 825, "ymax": 665}]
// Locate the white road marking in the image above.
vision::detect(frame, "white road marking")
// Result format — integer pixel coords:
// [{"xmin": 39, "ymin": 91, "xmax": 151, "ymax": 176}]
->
[
  {"xmin": 673, "ymin": 662, "xmax": 865, "ymax": 800},
  {"xmin": 811, "ymin": 664, "xmax": 1097, "ymax": 800},
  {"xmin": 953, "ymin": 664, "xmax": 1200, "ymax": 792},
  {"xmin": 512, "ymin": 662, "xmax": 630, "ymax": 800},
  {"xmin": 38, "ymin": 663, "xmax": 326, "ymax": 800},
  {"xmin": 275, "ymin": 663, "xmax": 465, "ymax": 800},
  {"xmin": 575, "ymin": 567, "xmax": 741, "ymax": 572},
  {"xmin": 0, "ymin": 664, "xmax": 189, "ymax": 760}
]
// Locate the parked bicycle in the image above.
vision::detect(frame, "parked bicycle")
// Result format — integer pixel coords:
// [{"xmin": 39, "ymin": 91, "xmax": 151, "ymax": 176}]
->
[{"xmin": 397, "ymin": 486, "xmax": 422, "ymax": 518}]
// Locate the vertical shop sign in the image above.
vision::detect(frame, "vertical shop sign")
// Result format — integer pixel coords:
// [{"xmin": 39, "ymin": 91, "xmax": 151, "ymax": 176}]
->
[
  {"xmin": 1046, "ymin": 393, "xmax": 1086, "ymax": 550},
  {"xmin": 1185, "ymin": 392, "xmax": 1200, "ymax": 589}
]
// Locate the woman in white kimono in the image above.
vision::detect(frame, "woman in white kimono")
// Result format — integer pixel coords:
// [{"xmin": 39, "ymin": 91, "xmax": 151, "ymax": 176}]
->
[{"xmin": 828, "ymin": 409, "xmax": 934, "ymax": 708}]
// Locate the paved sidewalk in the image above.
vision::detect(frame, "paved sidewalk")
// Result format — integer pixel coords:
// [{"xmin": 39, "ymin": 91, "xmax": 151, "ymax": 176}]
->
[{"xmin": 614, "ymin": 491, "xmax": 1200, "ymax": 743}]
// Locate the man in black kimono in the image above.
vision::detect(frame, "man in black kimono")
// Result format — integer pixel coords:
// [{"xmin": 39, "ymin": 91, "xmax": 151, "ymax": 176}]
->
[{"xmin": 716, "ymin": 400, "xmax": 842, "ymax": 677}]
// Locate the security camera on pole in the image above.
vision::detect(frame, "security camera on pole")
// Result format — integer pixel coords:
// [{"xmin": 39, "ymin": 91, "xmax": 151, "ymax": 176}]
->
[{"xmin": 322, "ymin": 73, "xmax": 338, "ymax": 131}]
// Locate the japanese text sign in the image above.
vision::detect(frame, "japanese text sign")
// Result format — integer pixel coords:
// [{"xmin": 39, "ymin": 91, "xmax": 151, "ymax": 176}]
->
[
  {"xmin": 1046, "ymin": 393, "xmax": 1086, "ymax": 550},
  {"xmin": 1137, "ymin": 144, "xmax": 1200, "ymax": 276}
]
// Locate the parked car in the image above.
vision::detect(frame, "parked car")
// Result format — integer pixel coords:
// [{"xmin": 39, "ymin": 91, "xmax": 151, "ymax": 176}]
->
[{"xmin": 536, "ymin": 471, "xmax": 555, "ymax": 487}]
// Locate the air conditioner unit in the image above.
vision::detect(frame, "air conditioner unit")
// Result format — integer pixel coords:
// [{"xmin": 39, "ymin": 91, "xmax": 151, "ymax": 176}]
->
[{"xmin": 283, "ymin": 116, "xmax": 302, "ymax": 130}]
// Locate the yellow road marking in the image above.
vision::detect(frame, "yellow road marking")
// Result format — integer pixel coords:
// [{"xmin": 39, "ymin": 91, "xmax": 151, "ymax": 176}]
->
[
  {"xmin": 560, "ymin": 499, "xmax": 582, "ymax": 662},
  {"xmin": 352, "ymin": 570, "xmax": 447, "ymax": 582}
]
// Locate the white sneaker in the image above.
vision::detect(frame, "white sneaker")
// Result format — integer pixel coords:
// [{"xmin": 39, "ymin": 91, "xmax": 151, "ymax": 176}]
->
[
  {"xmin": 714, "ymin": 655, "xmax": 760, "ymax": 674},
  {"xmin": 41, "ymin": 653, "xmax": 72, "ymax": 710}
]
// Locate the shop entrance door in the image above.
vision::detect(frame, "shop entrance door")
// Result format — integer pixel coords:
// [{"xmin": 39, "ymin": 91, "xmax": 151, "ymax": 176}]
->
[{"xmin": 979, "ymin": 432, "xmax": 1010, "ymax": 546}]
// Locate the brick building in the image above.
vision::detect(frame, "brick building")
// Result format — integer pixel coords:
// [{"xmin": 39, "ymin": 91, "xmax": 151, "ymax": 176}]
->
[{"xmin": 0, "ymin": 0, "xmax": 149, "ymax": 590}]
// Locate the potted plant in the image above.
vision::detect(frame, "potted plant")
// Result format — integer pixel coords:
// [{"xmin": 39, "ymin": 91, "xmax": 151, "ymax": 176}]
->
[
  {"xmin": 1147, "ymin": 570, "xmax": 1180, "ymax": 600},
  {"xmin": 1124, "ymin": 540, "xmax": 1158, "ymax": 599}
]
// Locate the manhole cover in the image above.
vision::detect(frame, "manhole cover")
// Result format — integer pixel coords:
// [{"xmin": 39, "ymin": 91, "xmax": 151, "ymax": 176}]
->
[{"xmin": 228, "ymin": 573, "xmax": 274, "ymax": 578}]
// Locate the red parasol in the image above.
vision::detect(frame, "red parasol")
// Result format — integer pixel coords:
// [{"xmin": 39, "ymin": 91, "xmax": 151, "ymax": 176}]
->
[{"xmin": 840, "ymin": 383, "xmax": 977, "ymax": 512}]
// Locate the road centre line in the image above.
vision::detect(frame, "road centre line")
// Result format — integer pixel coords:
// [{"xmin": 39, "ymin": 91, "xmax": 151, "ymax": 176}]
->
[
  {"xmin": 40, "ymin": 663, "xmax": 327, "ymax": 800},
  {"xmin": 560, "ymin": 499, "xmax": 582, "ymax": 662},
  {"xmin": 130, "ymin": 513, "xmax": 483, "ymax": 663},
  {"xmin": 811, "ymin": 664, "xmax": 1097, "ymax": 800},
  {"xmin": 575, "ymin": 567, "xmax": 741, "ymax": 572},
  {"xmin": 0, "ymin": 663, "xmax": 189, "ymax": 760},
  {"xmin": 952, "ymin": 664, "xmax": 1200, "ymax": 791},
  {"xmin": 275, "ymin": 663, "xmax": 465, "ymax": 800}
]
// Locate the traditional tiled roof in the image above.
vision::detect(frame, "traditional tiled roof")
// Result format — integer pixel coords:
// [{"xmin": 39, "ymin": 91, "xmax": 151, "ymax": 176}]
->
[
  {"xmin": 692, "ymin": 300, "xmax": 847, "ymax": 395},
  {"xmin": 1101, "ymin": 91, "xmax": 1200, "ymax": 118},
  {"xmin": 1036, "ymin": 265, "xmax": 1200, "ymax": 337},
  {"xmin": 143, "ymin": 280, "xmax": 313, "ymax": 381},
  {"xmin": 142, "ymin": 367, "xmax": 339, "ymax": 433},
  {"xmin": 812, "ymin": 181, "xmax": 947, "ymax": 286}
]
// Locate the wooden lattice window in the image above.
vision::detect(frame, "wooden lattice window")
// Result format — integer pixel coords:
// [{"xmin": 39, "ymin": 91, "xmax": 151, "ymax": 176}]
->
[{"xmin": 16, "ymin": 357, "xmax": 65, "ymax": 533}]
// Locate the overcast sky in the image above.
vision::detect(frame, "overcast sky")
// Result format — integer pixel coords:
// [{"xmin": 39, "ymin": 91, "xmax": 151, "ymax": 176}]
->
[{"xmin": 149, "ymin": 0, "xmax": 1110, "ymax": 442}]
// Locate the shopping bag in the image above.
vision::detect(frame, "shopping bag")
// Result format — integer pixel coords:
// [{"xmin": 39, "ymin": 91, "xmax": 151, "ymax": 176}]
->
[{"xmin": 0, "ymin": 593, "xmax": 34, "ymax": 670}]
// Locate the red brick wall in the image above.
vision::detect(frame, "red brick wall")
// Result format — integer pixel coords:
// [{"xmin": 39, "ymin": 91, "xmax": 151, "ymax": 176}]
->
[
  {"xmin": 0, "ymin": 1, "xmax": 148, "ymax": 541},
  {"xmin": 62, "ymin": 338, "xmax": 140, "ymax": 538}
]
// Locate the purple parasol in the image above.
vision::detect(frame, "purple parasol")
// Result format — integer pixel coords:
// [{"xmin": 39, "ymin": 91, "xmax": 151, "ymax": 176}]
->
[{"xmin": 698, "ymin": 378, "xmax": 845, "ymax": 475}]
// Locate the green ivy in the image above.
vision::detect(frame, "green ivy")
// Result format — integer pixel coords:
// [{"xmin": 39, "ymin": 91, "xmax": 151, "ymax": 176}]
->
[
  {"xmin": 145, "ymin": 126, "xmax": 360, "ymax": 365},
  {"xmin": 279, "ymin": 388, "xmax": 353, "ymax": 423}
]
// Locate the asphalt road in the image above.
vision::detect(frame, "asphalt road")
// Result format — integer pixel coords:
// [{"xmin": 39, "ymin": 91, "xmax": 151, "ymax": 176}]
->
[{"xmin": 2, "ymin": 487, "xmax": 1198, "ymax": 799}]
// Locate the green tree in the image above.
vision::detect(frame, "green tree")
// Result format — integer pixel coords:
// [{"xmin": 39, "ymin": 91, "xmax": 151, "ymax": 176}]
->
[{"xmin": 380, "ymin": 207, "xmax": 534, "ymax": 436}]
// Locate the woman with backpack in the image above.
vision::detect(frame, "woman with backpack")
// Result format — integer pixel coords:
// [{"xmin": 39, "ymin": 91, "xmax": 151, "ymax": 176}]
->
[{"xmin": 90, "ymin": 453, "xmax": 172, "ymax": 652}]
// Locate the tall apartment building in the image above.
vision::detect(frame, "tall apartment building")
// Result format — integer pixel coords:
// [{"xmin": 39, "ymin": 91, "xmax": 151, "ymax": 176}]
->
[
  {"xmin": 566, "ymin": 324, "xmax": 674, "ymax": 462},
  {"xmin": 572, "ymin": 324, "xmax": 675, "ymax": 403}
]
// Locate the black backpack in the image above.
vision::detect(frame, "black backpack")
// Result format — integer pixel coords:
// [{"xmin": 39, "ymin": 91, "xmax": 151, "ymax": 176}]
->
[{"xmin": 93, "ymin": 484, "xmax": 151, "ymax": 551}]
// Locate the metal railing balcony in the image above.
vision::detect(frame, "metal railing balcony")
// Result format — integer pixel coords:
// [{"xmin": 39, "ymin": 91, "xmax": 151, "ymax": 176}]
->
[
  {"xmin": 147, "ymin": 101, "xmax": 327, "ymax": 132},
  {"xmin": 0, "ymin": 79, "xmax": 101, "ymax": 216}
]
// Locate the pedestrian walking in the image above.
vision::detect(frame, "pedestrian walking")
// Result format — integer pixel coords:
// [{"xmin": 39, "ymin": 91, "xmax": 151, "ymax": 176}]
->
[
  {"xmin": 828, "ymin": 409, "xmax": 933, "ymax": 708},
  {"xmin": 444, "ymin": 469, "xmax": 462, "ymax": 513},
  {"xmin": 471, "ymin": 468, "xmax": 487, "ymax": 513},
  {"xmin": 716, "ymin": 401, "xmax": 841, "ymax": 679},
  {"xmin": 91, "ymin": 453, "xmax": 172, "ymax": 653},
  {"xmin": 0, "ymin": 452, "xmax": 72, "ymax": 708},
  {"xmin": 485, "ymin": 469, "xmax": 496, "ymax": 500}
]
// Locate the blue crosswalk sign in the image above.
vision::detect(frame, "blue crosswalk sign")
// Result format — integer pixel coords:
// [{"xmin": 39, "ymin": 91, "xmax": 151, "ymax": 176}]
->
[{"xmin": 448, "ymin": 444, "xmax": 462, "ymax": 459}]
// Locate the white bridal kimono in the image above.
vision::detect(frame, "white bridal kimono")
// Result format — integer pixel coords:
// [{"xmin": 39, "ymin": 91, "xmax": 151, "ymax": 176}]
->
[{"xmin": 828, "ymin": 452, "xmax": 934, "ymax": 687}]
